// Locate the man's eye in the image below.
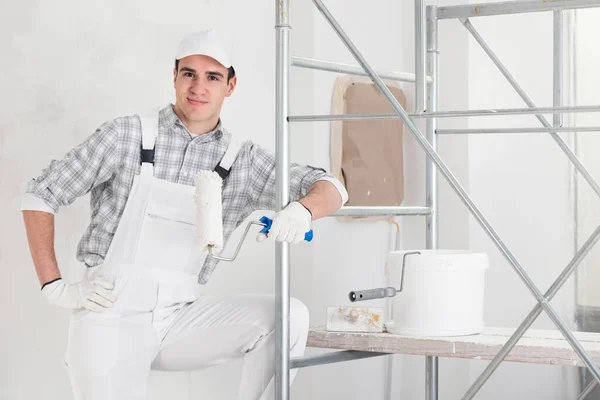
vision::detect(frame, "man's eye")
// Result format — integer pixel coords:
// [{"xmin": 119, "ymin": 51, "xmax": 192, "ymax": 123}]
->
[
  {"xmin": 184, "ymin": 72, "xmax": 194, "ymax": 78},
  {"xmin": 208, "ymin": 75, "xmax": 219, "ymax": 81}
]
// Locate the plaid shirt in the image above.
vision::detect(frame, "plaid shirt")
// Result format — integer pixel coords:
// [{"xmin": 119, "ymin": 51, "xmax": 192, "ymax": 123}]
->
[{"xmin": 23, "ymin": 104, "xmax": 344, "ymax": 283}]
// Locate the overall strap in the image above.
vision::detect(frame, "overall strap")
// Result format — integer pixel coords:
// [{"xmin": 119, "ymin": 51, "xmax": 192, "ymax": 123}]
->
[
  {"xmin": 138, "ymin": 108, "xmax": 160, "ymax": 176},
  {"xmin": 214, "ymin": 135, "xmax": 243, "ymax": 179}
]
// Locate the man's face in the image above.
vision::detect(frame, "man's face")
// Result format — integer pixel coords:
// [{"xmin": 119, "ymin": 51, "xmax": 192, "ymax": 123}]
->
[{"xmin": 173, "ymin": 54, "xmax": 236, "ymax": 130}]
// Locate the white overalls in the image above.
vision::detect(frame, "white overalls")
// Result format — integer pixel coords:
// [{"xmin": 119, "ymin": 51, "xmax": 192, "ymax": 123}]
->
[{"xmin": 63, "ymin": 110, "xmax": 309, "ymax": 400}]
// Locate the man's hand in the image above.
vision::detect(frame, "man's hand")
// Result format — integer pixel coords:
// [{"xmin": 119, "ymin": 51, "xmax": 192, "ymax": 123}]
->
[
  {"xmin": 257, "ymin": 201, "xmax": 312, "ymax": 244},
  {"xmin": 41, "ymin": 277, "xmax": 117, "ymax": 312}
]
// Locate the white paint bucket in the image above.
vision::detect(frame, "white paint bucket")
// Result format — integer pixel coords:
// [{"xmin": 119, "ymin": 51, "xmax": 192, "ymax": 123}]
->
[{"xmin": 384, "ymin": 250, "xmax": 489, "ymax": 337}]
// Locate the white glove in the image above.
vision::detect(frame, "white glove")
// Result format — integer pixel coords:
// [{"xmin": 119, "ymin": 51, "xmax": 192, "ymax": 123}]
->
[
  {"xmin": 257, "ymin": 201, "xmax": 312, "ymax": 244},
  {"xmin": 41, "ymin": 277, "xmax": 116, "ymax": 312}
]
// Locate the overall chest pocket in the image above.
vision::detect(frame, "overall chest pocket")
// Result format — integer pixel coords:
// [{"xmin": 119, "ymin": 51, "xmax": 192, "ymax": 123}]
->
[
  {"xmin": 146, "ymin": 181, "xmax": 196, "ymax": 225},
  {"xmin": 133, "ymin": 184, "xmax": 198, "ymax": 269}
]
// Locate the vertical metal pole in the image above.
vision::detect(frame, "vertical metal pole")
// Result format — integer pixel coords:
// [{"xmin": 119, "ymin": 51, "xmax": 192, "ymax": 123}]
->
[
  {"xmin": 553, "ymin": 13, "xmax": 568, "ymax": 391},
  {"xmin": 569, "ymin": 8, "xmax": 580, "ymax": 309},
  {"xmin": 275, "ymin": 0, "xmax": 290, "ymax": 399},
  {"xmin": 570, "ymin": 8, "xmax": 587, "ymax": 397},
  {"xmin": 554, "ymin": 10, "xmax": 564, "ymax": 127},
  {"xmin": 416, "ymin": 0, "xmax": 427, "ymax": 112},
  {"xmin": 426, "ymin": 5, "xmax": 439, "ymax": 400},
  {"xmin": 425, "ymin": 357, "xmax": 439, "ymax": 400},
  {"xmin": 384, "ymin": 226, "xmax": 402, "ymax": 400}
]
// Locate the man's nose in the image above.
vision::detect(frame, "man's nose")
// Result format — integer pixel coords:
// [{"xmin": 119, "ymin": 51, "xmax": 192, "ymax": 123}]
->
[{"xmin": 190, "ymin": 79, "xmax": 208, "ymax": 95}]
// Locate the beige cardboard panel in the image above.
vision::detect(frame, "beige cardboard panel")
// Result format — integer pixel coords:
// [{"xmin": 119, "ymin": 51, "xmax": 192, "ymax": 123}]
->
[{"xmin": 330, "ymin": 76, "xmax": 405, "ymax": 219}]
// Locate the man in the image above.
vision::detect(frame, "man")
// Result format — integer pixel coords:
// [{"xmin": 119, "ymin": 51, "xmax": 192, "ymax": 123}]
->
[{"xmin": 21, "ymin": 29, "xmax": 348, "ymax": 400}]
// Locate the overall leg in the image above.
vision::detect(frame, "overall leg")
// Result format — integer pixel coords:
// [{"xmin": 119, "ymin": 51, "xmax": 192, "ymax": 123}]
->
[
  {"xmin": 151, "ymin": 294, "xmax": 309, "ymax": 400},
  {"xmin": 238, "ymin": 299, "xmax": 310, "ymax": 400},
  {"xmin": 64, "ymin": 277, "xmax": 161, "ymax": 400}
]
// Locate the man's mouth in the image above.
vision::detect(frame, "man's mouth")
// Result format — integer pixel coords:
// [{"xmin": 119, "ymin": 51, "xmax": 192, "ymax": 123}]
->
[{"xmin": 187, "ymin": 98, "xmax": 208, "ymax": 106}]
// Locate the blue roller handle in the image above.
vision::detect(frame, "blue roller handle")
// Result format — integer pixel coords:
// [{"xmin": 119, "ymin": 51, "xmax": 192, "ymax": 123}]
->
[{"xmin": 258, "ymin": 216, "xmax": 314, "ymax": 242}]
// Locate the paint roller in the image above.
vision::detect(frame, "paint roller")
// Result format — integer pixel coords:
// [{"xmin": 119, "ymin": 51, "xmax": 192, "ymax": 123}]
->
[
  {"xmin": 193, "ymin": 170, "xmax": 314, "ymax": 262},
  {"xmin": 347, "ymin": 251, "xmax": 420, "ymax": 302}
]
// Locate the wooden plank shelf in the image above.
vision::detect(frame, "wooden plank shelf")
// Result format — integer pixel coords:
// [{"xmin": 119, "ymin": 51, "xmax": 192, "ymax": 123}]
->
[{"xmin": 307, "ymin": 326, "xmax": 600, "ymax": 367}]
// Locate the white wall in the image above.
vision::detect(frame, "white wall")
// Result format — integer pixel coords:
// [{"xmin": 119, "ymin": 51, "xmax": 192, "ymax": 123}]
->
[{"xmin": 1, "ymin": 0, "xmax": 584, "ymax": 399}]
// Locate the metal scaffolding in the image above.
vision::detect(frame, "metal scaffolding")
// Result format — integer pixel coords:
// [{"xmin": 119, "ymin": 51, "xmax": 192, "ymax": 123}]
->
[{"xmin": 274, "ymin": 0, "xmax": 600, "ymax": 399}]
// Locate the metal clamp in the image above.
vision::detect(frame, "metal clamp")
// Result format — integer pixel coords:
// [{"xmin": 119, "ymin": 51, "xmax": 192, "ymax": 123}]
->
[{"xmin": 348, "ymin": 251, "xmax": 421, "ymax": 302}]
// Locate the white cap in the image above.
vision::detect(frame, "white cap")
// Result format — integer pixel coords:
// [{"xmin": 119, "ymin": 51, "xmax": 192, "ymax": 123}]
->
[{"xmin": 175, "ymin": 29, "xmax": 232, "ymax": 68}]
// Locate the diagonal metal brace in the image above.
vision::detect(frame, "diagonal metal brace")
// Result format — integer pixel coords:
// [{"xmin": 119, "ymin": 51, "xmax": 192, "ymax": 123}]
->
[{"xmin": 462, "ymin": 222, "xmax": 600, "ymax": 399}]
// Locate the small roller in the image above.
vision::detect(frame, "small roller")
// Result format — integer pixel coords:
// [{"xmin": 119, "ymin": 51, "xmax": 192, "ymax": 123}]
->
[
  {"xmin": 194, "ymin": 170, "xmax": 314, "ymax": 262},
  {"xmin": 193, "ymin": 170, "xmax": 224, "ymax": 253}
]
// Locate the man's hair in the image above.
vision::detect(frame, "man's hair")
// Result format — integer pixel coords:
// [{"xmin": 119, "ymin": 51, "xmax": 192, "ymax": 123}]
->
[{"xmin": 175, "ymin": 59, "xmax": 235, "ymax": 83}]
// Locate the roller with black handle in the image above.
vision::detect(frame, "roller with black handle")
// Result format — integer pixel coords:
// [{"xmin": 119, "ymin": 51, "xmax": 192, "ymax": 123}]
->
[{"xmin": 349, "ymin": 287, "xmax": 397, "ymax": 302}]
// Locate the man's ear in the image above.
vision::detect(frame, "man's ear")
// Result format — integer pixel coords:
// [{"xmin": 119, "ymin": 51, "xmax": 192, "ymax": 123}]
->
[
  {"xmin": 225, "ymin": 76, "xmax": 237, "ymax": 97},
  {"xmin": 173, "ymin": 67, "xmax": 178, "ymax": 87}
]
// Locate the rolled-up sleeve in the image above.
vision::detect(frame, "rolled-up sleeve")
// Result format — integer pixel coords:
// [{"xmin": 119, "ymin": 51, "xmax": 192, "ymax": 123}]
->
[
  {"xmin": 21, "ymin": 120, "xmax": 120, "ymax": 214},
  {"xmin": 249, "ymin": 142, "xmax": 348, "ymax": 210}
]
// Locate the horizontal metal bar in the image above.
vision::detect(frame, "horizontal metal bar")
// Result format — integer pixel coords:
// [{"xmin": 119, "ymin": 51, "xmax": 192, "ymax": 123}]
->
[
  {"xmin": 290, "ymin": 113, "xmax": 395, "ymax": 122},
  {"xmin": 437, "ymin": 0, "xmax": 600, "ymax": 19},
  {"xmin": 412, "ymin": 105, "xmax": 600, "ymax": 117},
  {"xmin": 437, "ymin": 127, "xmax": 600, "ymax": 134},
  {"xmin": 332, "ymin": 206, "xmax": 431, "ymax": 217},
  {"xmin": 291, "ymin": 56, "xmax": 432, "ymax": 84},
  {"xmin": 288, "ymin": 105, "xmax": 600, "ymax": 123},
  {"xmin": 291, "ymin": 350, "xmax": 388, "ymax": 369}
]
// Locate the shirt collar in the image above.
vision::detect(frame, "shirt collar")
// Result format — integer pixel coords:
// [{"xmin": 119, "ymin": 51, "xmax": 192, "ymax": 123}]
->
[
  {"xmin": 160, "ymin": 104, "xmax": 224, "ymax": 142},
  {"xmin": 161, "ymin": 104, "xmax": 180, "ymax": 128}
]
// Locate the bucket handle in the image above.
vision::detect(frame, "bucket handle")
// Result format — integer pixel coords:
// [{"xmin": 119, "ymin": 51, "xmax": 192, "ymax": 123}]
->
[
  {"xmin": 348, "ymin": 251, "xmax": 421, "ymax": 302},
  {"xmin": 398, "ymin": 251, "xmax": 421, "ymax": 292}
]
